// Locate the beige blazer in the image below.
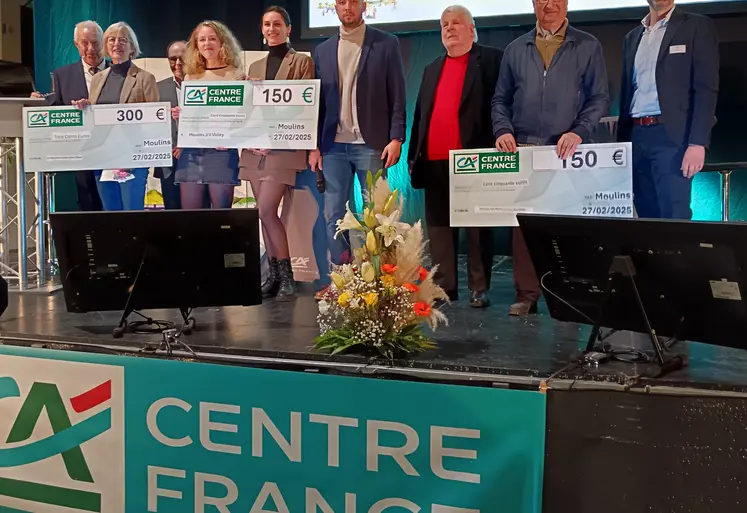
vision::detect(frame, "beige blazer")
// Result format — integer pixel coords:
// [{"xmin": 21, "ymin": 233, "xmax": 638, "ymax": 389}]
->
[
  {"xmin": 89, "ymin": 62, "xmax": 159, "ymax": 104},
  {"xmin": 239, "ymin": 49, "xmax": 314, "ymax": 175}
]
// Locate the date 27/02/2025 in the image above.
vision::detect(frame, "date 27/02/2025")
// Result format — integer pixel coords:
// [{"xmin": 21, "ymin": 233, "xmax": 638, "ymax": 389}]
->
[{"xmin": 581, "ymin": 205, "xmax": 633, "ymax": 216}]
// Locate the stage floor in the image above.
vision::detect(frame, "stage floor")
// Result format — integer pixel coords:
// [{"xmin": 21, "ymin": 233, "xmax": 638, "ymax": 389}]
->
[{"xmin": 2, "ymin": 257, "xmax": 746, "ymax": 392}]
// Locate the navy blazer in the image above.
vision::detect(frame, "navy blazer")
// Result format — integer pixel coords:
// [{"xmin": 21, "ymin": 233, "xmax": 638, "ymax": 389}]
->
[
  {"xmin": 618, "ymin": 9, "xmax": 719, "ymax": 147},
  {"xmin": 155, "ymin": 77, "xmax": 180, "ymax": 180},
  {"xmin": 47, "ymin": 60, "xmax": 108, "ymax": 106},
  {"xmin": 313, "ymin": 25, "xmax": 406, "ymax": 153}
]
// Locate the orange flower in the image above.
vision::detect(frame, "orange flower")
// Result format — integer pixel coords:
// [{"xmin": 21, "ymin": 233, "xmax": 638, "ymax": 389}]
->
[
  {"xmin": 382, "ymin": 264, "xmax": 398, "ymax": 274},
  {"xmin": 404, "ymin": 282, "xmax": 420, "ymax": 293},
  {"xmin": 418, "ymin": 266, "xmax": 429, "ymax": 282},
  {"xmin": 414, "ymin": 302, "xmax": 431, "ymax": 317}
]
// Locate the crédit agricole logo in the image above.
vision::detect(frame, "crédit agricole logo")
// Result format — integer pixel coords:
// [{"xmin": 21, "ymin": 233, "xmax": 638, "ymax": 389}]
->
[
  {"xmin": 183, "ymin": 85, "xmax": 244, "ymax": 106},
  {"xmin": 27, "ymin": 109, "xmax": 83, "ymax": 128},
  {"xmin": 0, "ymin": 356, "xmax": 124, "ymax": 512}
]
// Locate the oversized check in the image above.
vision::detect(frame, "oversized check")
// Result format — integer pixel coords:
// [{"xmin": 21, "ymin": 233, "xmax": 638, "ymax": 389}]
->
[
  {"xmin": 176, "ymin": 79, "xmax": 320, "ymax": 150},
  {"xmin": 450, "ymin": 143, "xmax": 633, "ymax": 227},
  {"xmin": 22, "ymin": 102, "xmax": 173, "ymax": 173}
]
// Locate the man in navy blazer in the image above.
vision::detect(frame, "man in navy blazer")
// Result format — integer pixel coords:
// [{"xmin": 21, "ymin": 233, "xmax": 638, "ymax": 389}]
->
[
  {"xmin": 33, "ymin": 21, "xmax": 107, "ymax": 211},
  {"xmin": 155, "ymin": 41, "xmax": 187, "ymax": 210},
  {"xmin": 618, "ymin": 0, "xmax": 719, "ymax": 220},
  {"xmin": 309, "ymin": 0, "xmax": 406, "ymax": 271}
]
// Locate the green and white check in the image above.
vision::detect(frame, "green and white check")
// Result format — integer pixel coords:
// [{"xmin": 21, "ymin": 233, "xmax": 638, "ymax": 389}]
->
[
  {"xmin": 177, "ymin": 79, "xmax": 320, "ymax": 150},
  {"xmin": 22, "ymin": 102, "xmax": 173, "ymax": 173},
  {"xmin": 449, "ymin": 143, "xmax": 634, "ymax": 227}
]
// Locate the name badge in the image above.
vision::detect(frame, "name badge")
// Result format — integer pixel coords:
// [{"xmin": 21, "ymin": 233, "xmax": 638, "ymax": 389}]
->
[{"xmin": 669, "ymin": 44, "xmax": 687, "ymax": 54}]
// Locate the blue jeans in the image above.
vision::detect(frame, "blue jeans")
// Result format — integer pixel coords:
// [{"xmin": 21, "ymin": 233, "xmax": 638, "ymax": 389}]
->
[
  {"xmin": 94, "ymin": 168, "xmax": 149, "ymax": 211},
  {"xmin": 631, "ymin": 124, "xmax": 691, "ymax": 219},
  {"xmin": 294, "ymin": 168, "xmax": 330, "ymax": 288},
  {"xmin": 322, "ymin": 143, "xmax": 384, "ymax": 265}
]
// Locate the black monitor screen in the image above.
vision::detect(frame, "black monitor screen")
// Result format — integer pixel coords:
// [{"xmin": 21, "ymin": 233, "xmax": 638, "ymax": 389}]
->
[{"xmin": 50, "ymin": 209, "xmax": 262, "ymax": 314}]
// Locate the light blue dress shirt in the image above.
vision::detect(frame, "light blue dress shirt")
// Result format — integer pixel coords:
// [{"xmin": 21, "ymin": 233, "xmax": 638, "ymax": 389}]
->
[{"xmin": 630, "ymin": 7, "xmax": 675, "ymax": 118}]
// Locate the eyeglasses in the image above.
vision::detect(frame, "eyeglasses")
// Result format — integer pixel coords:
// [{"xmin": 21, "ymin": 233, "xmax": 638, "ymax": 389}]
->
[
  {"xmin": 106, "ymin": 37, "xmax": 129, "ymax": 45},
  {"xmin": 535, "ymin": 0, "xmax": 565, "ymax": 5},
  {"xmin": 168, "ymin": 56, "xmax": 184, "ymax": 63}
]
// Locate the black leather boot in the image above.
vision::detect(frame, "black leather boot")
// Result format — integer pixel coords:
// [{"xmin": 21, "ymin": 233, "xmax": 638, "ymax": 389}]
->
[
  {"xmin": 276, "ymin": 258, "xmax": 296, "ymax": 301},
  {"xmin": 262, "ymin": 257, "xmax": 280, "ymax": 299}
]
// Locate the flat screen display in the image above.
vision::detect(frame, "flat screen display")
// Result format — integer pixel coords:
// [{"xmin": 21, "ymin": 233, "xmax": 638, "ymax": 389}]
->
[{"xmin": 304, "ymin": 0, "xmax": 746, "ymax": 36}]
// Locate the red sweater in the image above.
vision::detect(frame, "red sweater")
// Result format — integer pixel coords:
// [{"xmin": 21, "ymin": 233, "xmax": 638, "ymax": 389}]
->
[{"xmin": 427, "ymin": 53, "xmax": 469, "ymax": 161}]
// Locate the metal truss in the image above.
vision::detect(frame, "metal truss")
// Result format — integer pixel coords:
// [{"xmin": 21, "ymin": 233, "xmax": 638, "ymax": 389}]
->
[{"xmin": 0, "ymin": 136, "xmax": 55, "ymax": 292}]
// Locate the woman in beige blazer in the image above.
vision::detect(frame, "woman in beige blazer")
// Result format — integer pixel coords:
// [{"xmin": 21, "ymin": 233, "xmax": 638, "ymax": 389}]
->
[
  {"xmin": 73, "ymin": 22, "xmax": 158, "ymax": 211},
  {"xmin": 241, "ymin": 6, "xmax": 314, "ymax": 301}
]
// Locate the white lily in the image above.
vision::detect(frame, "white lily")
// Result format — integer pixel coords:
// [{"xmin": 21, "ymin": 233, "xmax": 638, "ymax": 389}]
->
[
  {"xmin": 334, "ymin": 202, "xmax": 363, "ymax": 239},
  {"xmin": 375, "ymin": 210, "xmax": 410, "ymax": 247}
]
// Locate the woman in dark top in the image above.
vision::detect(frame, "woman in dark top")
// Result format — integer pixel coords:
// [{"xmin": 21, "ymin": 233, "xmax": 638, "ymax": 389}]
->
[
  {"xmin": 73, "ymin": 22, "xmax": 158, "ymax": 211},
  {"xmin": 239, "ymin": 6, "xmax": 314, "ymax": 301}
]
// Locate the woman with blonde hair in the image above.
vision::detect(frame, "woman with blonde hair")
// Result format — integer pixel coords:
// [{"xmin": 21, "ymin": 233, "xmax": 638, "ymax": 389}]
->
[
  {"xmin": 173, "ymin": 21, "xmax": 244, "ymax": 209},
  {"xmin": 241, "ymin": 6, "xmax": 313, "ymax": 300},
  {"xmin": 72, "ymin": 21, "xmax": 158, "ymax": 211}
]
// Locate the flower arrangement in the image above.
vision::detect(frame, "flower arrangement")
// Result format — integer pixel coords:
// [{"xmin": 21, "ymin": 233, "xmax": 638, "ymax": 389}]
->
[{"xmin": 315, "ymin": 171, "xmax": 448, "ymax": 359}]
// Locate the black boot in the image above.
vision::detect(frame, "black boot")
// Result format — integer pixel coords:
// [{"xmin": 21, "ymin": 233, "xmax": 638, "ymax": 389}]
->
[
  {"xmin": 262, "ymin": 257, "xmax": 280, "ymax": 299},
  {"xmin": 276, "ymin": 258, "xmax": 296, "ymax": 301}
]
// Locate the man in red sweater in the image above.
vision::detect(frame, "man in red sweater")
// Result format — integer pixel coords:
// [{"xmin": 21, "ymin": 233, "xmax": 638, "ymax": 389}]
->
[{"xmin": 408, "ymin": 5, "xmax": 503, "ymax": 308}]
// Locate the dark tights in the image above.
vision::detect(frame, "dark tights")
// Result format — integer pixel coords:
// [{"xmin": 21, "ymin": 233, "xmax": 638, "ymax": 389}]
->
[
  {"xmin": 251, "ymin": 179, "xmax": 290, "ymax": 260},
  {"xmin": 180, "ymin": 183, "xmax": 235, "ymax": 209}
]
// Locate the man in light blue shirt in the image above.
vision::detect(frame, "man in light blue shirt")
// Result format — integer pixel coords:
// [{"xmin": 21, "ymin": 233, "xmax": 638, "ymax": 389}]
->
[
  {"xmin": 630, "ymin": 8, "xmax": 674, "ymax": 119},
  {"xmin": 618, "ymin": 0, "xmax": 719, "ymax": 219}
]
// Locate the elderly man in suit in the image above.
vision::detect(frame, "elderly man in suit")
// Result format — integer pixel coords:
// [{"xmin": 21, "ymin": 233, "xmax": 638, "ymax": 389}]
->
[
  {"xmin": 155, "ymin": 40, "xmax": 186, "ymax": 210},
  {"xmin": 309, "ymin": 0, "xmax": 406, "ymax": 278},
  {"xmin": 618, "ymin": 0, "xmax": 719, "ymax": 220},
  {"xmin": 408, "ymin": 5, "xmax": 501, "ymax": 308},
  {"xmin": 32, "ymin": 20, "xmax": 106, "ymax": 211}
]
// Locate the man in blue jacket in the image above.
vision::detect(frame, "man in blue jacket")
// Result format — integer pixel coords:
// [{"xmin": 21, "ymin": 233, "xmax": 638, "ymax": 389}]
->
[
  {"xmin": 618, "ymin": 0, "xmax": 719, "ymax": 220},
  {"xmin": 491, "ymin": 0, "xmax": 609, "ymax": 316},
  {"xmin": 309, "ymin": 0, "xmax": 406, "ymax": 276}
]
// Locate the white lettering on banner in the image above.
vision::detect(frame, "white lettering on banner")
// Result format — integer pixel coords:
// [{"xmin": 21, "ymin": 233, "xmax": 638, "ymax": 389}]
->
[
  {"xmin": 195, "ymin": 472, "xmax": 239, "ymax": 513},
  {"xmin": 432, "ymin": 506, "xmax": 481, "ymax": 513},
  {"xmin": 200, "ymin": 402, "xmax": 242, "ymax": 454},
  {"xmin": 252, "ymin": 407, "xmax": 302, "ymax": 462},
  {"xmin": 306, "ymin": 488, "xmax": 357, "ymax": 513},
  {"xmin": 367, "ymin": 420, "xmax": 420, "ymax": 476},
  {"xmin": 148, "ymin": 466, "xmax": 185, "ymax": 512},
  {"xmin": 309, "ymin": 414, "xmax": 359, "ymax": 467},
  {"xmin": 147, "ymin": 398, "xmax": 193, "ymax": 447},
  {"xmin": 146, "ymin": 399, "xmax": 483, "ymax": 485},
  {"xmin": 370, "ymin": 498, "xmax": 421, "ymax": 513},
  {"xmin": 430, "ymin": 427, "xmax": 481, "ymax": 484},
  {"xmin": 251, "ymin": 482, "xmax": 291, "ymax": 513},
  {"xmin": 145, "ymin": 466, "xmax": 485, "ymax": 513}
]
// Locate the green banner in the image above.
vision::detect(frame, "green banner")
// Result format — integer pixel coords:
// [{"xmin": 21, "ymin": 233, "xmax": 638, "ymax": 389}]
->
[{"xmin": 0, "ymin": 345, "xmax": 545, "ymax": 512}]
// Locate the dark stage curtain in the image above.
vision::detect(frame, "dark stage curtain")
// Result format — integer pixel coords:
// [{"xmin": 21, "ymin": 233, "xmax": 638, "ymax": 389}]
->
[{"xmin": 131, "ymin": 0, "xmax": 264, "ymax": 56}]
